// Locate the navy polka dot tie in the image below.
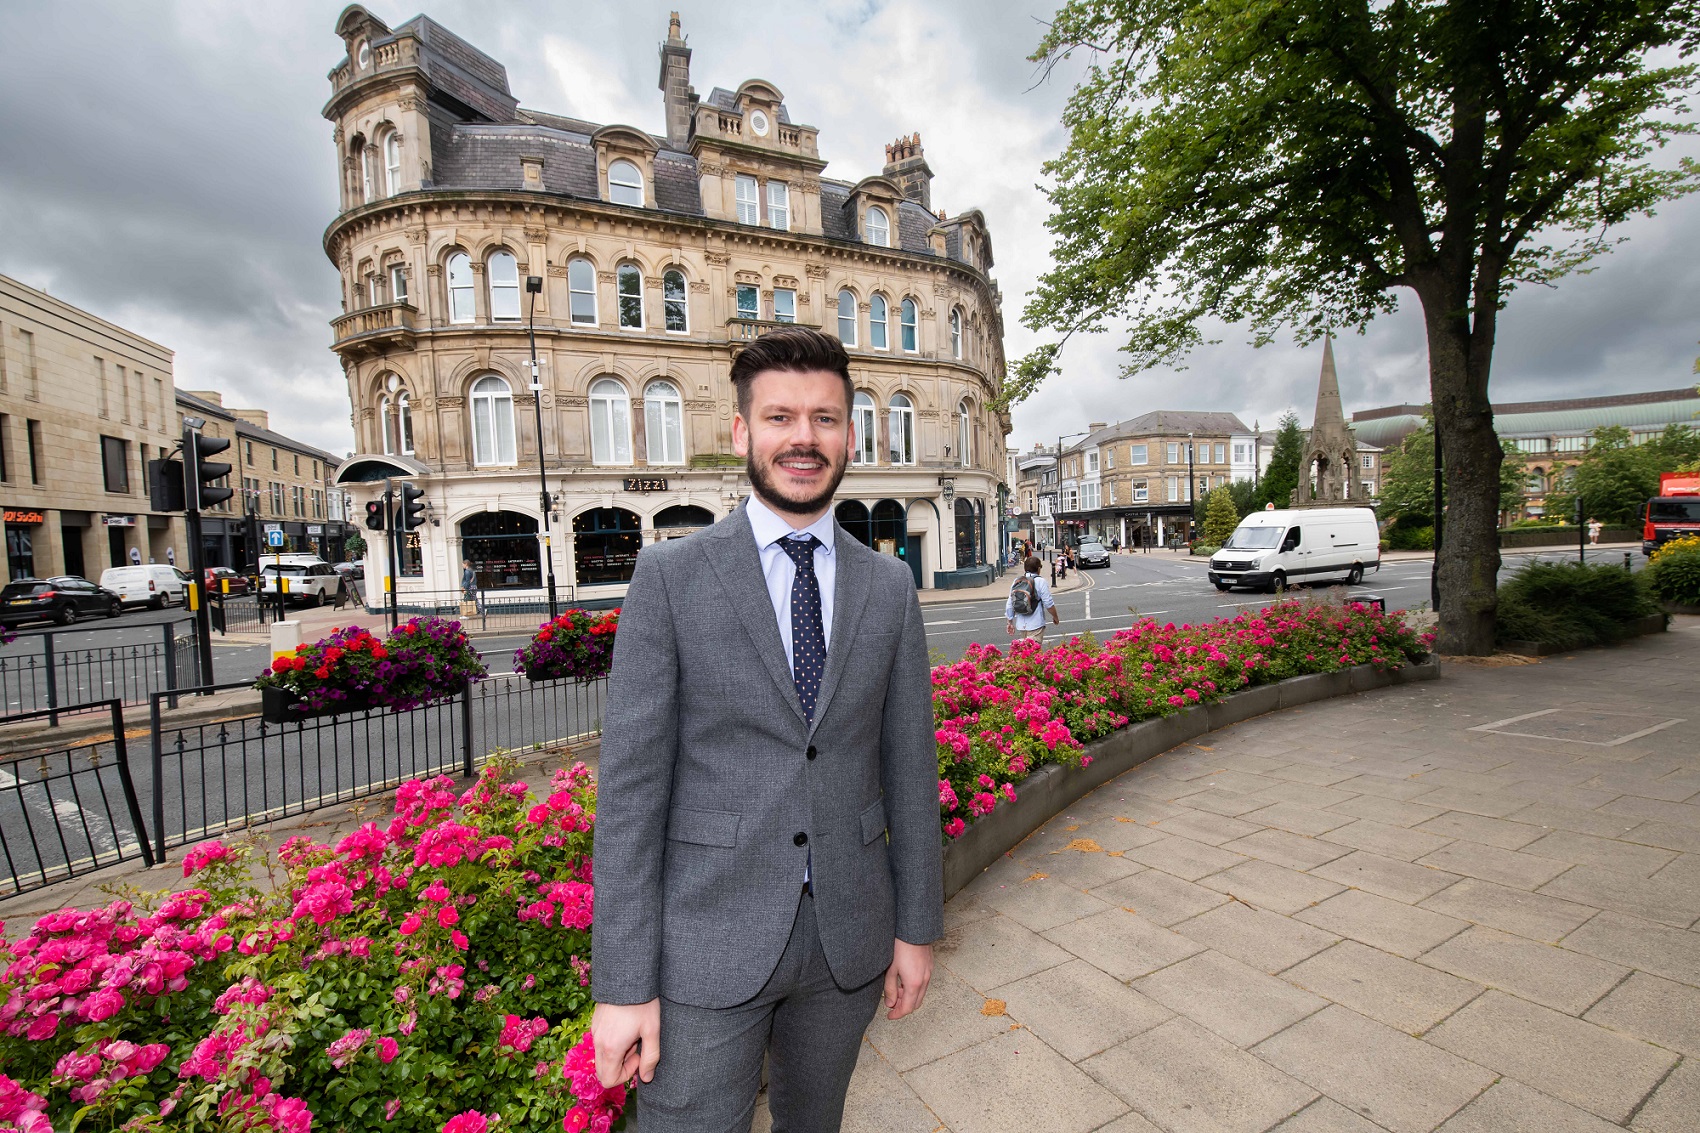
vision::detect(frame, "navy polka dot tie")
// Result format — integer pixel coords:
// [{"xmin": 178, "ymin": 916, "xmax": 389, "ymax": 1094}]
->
[{"xmin": 781, "ymin": 535, "xmax": 826, "ymax": 723}]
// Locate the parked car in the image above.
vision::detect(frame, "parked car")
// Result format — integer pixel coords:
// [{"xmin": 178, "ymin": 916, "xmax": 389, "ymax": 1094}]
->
[
  {"xmin": 259, "ymin": 560, "xmax": 342, "ymax": 606},
  {"xmin": 1208, "ymin": 507, "xmax": 1381, "ymax": 592},
  {"xmin": 205, "ymin": 566, "xmax": 250, "ymax": 596},
  {"xmin": 1075, "ymin": 538, "xmax": 1112, "ymax": 568},
  {"xmin": 332, "ymin": 560, "xmax": 364, "ymax": 577},
  {"xmin": 99, "ymin": 564, "xmax": 191, "ymax": 609},
  {"xmin": 0, "ymin": 576, "xmax": 123, "ymax": 626}
]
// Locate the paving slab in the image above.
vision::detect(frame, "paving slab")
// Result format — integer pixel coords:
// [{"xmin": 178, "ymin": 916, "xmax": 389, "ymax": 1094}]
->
[
  {"xmin": 1520, "ymin": 829, "xmax": 1679, "ymax": 878},
  {"xmin": 970, "ymin": 874, "xmax": 1115, "ymax": 934},
  {"xmin": 1198, "ymin": 860, "xmax": 1346, "ymax": 914},
  {"xmin": 1620, "ymin": 820, "xmax": 1700, "ymax": 854},
  {"xmin": 1505, "ymin": 802, "xmax": 1644, "ymax": 839},
  {"xmin": 1583, "ymin": 971, "xmax": 1700, "ymax": 1056},
  {"xmin": 1329, "ymin": 774, "xmax": 1445, "ymax": 802},
  {"xmin": 1283, "ymin": 941, "xmax": 1483, "ymax": 1034},
  {"xmin": 864, "ymin": 966, "xmax": 1013, "ymax": 1073},
  {"xmin": 1270, "ymin": 1098, "xmax": 1395, "ymax": 1133},
  {"xmin": 1083, "ymin": 1017, "xmax": 1318, "ymax": 1133},
  {"xmin": 839, "ymin": 1043, "xmax": 941, "ymax": 1133},
  {"xmin": 1041, "ymin": 907, "xmax": 1206, "ymax": 982},
  {"xmin": 1433, "ymin": 1079, "xmax": 1622, "ymax": 1133},
  {"xmin": 1173, "ymin": 900, "xmax": 1340, "ymax": 974},
  {"xmin": 1223, "ymin": 828, "xmax": 1354, "ymax": 871},
  {"xmin": 1122, "ymin": 832, "xmax": 1249, "ymax": 880},
  {"xmin": 1327, "ymin": 794, "xmax": 1448, "ymax": 828},
  {"xmin": 1417, "ymin": 925, "xmax": 1628, "ymax": 1015},
  {"xmin": 1629, "ymin": 1057, "xmax": 1700, "ymax": 1133},
  {"xmin": 1322, "ymin": 819, "xmax": 1454, "ymax": 862},
  {"xmin": 933, "ymin": 910, "xmax": 1073, "ymax": 992},
  {"xmin": 1538, "ymin": 864, "xmax": 1700, "ymax": 929},
  {"xmin": 1134, "ymin": 950, "xmax": 1327, "ymax": 1046},
  {"xmin": 1267, "ymin": 763, "xmax": 1363, "ymax": 787},
  {"xmin": 1296, "ymin": 889, "xmax": 1470, "ymax": 959},
  {"xmin": 1035, "ymin": 844, "xmax": 1150, "ymax": 891},
  {"xmin": 1417, "ymin": 878, "xmax": 1599, "ymax": 944},
  {"xmin": 1424, "ymin": 990, "xmax": 1678, "ymax": 1122},
  {"xmin": 1241, "ymin": 801, "xmax": 1356, "ymax": 836},
  {"xmin": 1408, "ymin": 786, "xmax": 1530, "ymax": 818},
  {"xmin": 1414, "ymin": 811, "xmax": 1546, "ymax": 850},
  {"xmin": 991, "ymin": 959, "xmax": 1173, "ymax": 1062},
  {"xmin": 1091, "ymin": 867, "xmax": 1232, "ymax": 926},
  {"xmin": 1253, "ymin": 1005, "xmax": 1496, "ymax": 1133},
  {"xmin": 904, "ymin": 1028, "xmax": 1129, "ymax": 1133},
  {"xmin": 1414, "ymin": 840, "xmax": 1571, "ymax": 891},
  {"xmin": 1311, "ymin": 850, "xmax": 1461, "ymax": 904}
]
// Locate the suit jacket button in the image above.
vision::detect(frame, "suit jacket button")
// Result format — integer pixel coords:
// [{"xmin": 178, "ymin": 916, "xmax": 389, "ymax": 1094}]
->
[
  {"xmin": 806, "ymin": 745, "xmax": 817, "ymax": 760},
  {"xmin": 793, "ymin": 832, "xmax": 808, "ymax": 846}
]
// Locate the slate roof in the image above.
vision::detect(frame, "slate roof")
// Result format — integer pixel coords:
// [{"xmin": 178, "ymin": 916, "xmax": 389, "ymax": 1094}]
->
[
  {"xmin": 1072, "ymin": 410, "xmax": 1255, "ymax": 452},
  {"xmin": 175, "ymin": 390, "xmax": 340, "ymax": 465},
  {"xmin": 704, "ymin": 86, "xmax": 792, "ymax": 125},
  {"xmin": 387, "ymin": 15, "xmax": 517, "ymax": 123}
]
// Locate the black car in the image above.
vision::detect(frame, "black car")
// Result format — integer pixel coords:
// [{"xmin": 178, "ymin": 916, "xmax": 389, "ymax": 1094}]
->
[
  {"xmin": 1076, "ymin": 539, "xmax": 1112, "ymax": 568},
  {"xmin": 0, "ymin": 576, "xmax": 123, "ymax": 626}
]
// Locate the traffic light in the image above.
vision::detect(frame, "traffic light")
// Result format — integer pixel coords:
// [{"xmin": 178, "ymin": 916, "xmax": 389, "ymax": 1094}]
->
[
  {"xmin": 148, "ymin": 458, "xmax": 186, "ymax": 512},
  {"xmin": 365, "ymin": 500, "xmax": 388, "ymax": 530},
  {"xmin": 398, "ymin": 482, "xmax": 427, "ymax": 531},
  {"xmin": 191, "ymin": 435, "xmax": 234, "ymax": 510}
]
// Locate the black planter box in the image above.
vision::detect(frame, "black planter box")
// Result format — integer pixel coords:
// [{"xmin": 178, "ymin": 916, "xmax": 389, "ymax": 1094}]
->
[{"xmin": 260, "ymin": 684, "xmax": 378, "ymax": 724}]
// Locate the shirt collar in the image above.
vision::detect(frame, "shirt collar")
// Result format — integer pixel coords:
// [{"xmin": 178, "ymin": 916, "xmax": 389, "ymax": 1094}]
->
[{"xmin": 746, "ymin": 494, "xmax": 837, "ymax": 555}]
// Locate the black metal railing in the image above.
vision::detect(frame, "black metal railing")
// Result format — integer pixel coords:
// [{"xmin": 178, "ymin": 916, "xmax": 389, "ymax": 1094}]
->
[
  {"xmin": 366, "ymin": 587, "xmax": 586, "ymax": 633},
  {"xmin": 210, "ymin": 594, "xmax": 267, "ymax": 635},
  {"xmin": 0, "ymin": 621, "xmax": 201, "ymax": 723},
  {"xmin": 0, "ymin": 700, "xmax": 155, "ymax": 896},
  {"xmin": 146, "ymin": 674, "xmax": 607, "ymax": 859}
]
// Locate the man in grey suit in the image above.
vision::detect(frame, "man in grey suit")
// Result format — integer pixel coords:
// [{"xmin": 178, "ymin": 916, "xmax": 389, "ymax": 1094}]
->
[{"xmin": 591, "ymin": 327, "xmax": 943, "ymax": 1131}]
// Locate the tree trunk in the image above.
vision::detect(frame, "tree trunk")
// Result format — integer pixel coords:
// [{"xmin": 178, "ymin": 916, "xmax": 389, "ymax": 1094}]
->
[{"xmin": 1419, "ymin": 294, "xmax": 1502, "ymax": 655}]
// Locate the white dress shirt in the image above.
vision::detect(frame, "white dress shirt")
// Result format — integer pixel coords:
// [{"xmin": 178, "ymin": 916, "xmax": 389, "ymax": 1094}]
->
[{"xmin": 745, "ymin": 494, "xmax": 837, "ymax": 675}]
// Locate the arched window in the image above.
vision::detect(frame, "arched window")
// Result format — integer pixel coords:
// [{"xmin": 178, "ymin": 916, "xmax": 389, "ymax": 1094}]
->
[
  {"xmin": 447, "ymin": 252, "xmax": 475, "ymax": 324},
  {"xmin": 835, "ymin": 500, "xmax": 872, "ymax": 546},
  {"xmin": 398, "ymin": 392, "xmax": 414, "ymax": 455},
  {"xmin": 383, "ymin": 131, "xmax": 402, "ymax": 196},
  {"xmin": 852, "ymin": 391, "xmax": 877, "ymax": 466},
  {"xmin": 608, "ymin": 159, "xmax": 644, "ymax": 207},
  {"xmin": 470, "ymin": 376, "xmax": 516, "ymax": 465},
  {"xmin": 888, "ymin": 394, "xmax": 915, "ymax": 465},
  {"xmin": 488, "ymin": 251, "xmax": 521, "ymax": 322},
  {"xmin": 379, "ymin": 395, "xmax": 396, "ymax": 455},
  {"xmin": 958, "ymin": 399, "xmax": 972, "ymax": 468},
  {"xmin": 644, "ymin": 379, "xmax": 684, "ymax": 465},
  {"xmin": 663, "ymin": 269, "xmax": 688, "ymax": 332},
  {"xmin": 836, "ymin": 289, "xmax": 857, "ymax": 346},
  {"xmin": 567, "ymin": 259, "xmax": 597, "ymax": 325},
  {"xmin": 359, "ymin": 142, "xmax": 375, "ymax": 203},
  {"xmin": 866, "ymin": 206, "xmax": 889, "ymax": 247},
  {"xmin": 574, "ymin": 507, "xmax": 642, "ymax": 585},
  {"xmin": 949, "ymin": 308, "xmax": 963, "ymax": 359},
  {"xmin": 461, "ymin": 511, "xmax": 540, "ymax": 591},
  {"xmin": 869, "ymin": 294, "xmax": 888, "ymax": 350},
  {"xmin": 589, "ymin": 378, "xmax": 633, "ymax": 465},
  {"xmin": 900, "ymin": 298, "xmax": 918, "ymax": 352},
  {"xmin": 617, "ymin": 263, "xmax": 643, "ymax": 329}
]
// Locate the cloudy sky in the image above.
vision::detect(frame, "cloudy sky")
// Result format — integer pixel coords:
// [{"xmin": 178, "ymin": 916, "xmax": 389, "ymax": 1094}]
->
[{"xmin": 2, "ymin": 0, "xmax": 1697, "ymax": 459}]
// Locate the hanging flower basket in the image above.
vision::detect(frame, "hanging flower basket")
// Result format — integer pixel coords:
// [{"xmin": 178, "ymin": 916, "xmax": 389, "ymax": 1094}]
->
[
  {"xmin": 254, "ymin": 618, "xmax": 488, "ymax": 718},
  {"xmin": 260, "ymin": 684, "xmax": 377, "ymax": 724},
  {"xmin": 514, "ymin": 609, "xmax": 620, "ymax": 683}
]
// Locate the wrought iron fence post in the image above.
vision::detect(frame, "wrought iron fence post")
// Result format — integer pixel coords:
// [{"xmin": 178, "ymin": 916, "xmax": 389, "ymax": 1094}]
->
[
  {"xmin": 111, "ymin": 700, "xmax": 156, "ymax": 868},
  {"xmin": 44, "ymin": 631, "xmax": 58, "ymax": 727},
  {"xmin": 149, "ymin": 694, "xmax": 167, "ymax": 863},
  {"xmin": 163, "ymin": 622, "xmax": 180, "ymax": 710},
  {"xmin": 460, "ymin": 678, "xmax": 475, "ymax": 778}
]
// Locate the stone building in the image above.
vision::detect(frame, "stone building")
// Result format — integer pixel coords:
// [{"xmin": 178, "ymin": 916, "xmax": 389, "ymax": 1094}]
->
[
  {"xmin": 1055, "ymin": 411, "xmax": 1252, "ymax": 548},
  {"xmin": 322, "ymin": 8, "xmax": 1011, "ymax": 599},
  {"xmin": 1293, "ymin": 336, "xmax": 1359, "ymax": 505},
  {"xmin": 0, "ymin": 273, "xmax": 180, "ymax": 579}
]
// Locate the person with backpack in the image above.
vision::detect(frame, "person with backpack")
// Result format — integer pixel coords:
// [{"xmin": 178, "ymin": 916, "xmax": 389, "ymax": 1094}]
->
[{"xmin": 1006, "ymin": 555, "xmax": 1060, "ymax": 645}]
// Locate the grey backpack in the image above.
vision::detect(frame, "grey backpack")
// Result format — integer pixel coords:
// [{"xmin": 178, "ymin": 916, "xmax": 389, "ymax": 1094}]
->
[{"xmin": 1009, "ymin": 576, "xmax": 1039, "ymax": 617}]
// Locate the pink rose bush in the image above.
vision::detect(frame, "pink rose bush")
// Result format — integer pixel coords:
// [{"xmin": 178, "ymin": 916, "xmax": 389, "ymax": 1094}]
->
[
  {"xmin": 0, "ymin": 756, "xmax": 627, "ymax": 1131},
  {"xmin": 936, "ymin": 599, "xmax": 1432, "ymax": 838}
]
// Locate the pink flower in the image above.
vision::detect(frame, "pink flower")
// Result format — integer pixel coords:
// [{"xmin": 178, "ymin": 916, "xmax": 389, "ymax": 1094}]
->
[
  {"xmin": 377, "ymin": 1037, "xmax": 399, "ymax": 1063},
  {"xmin": 442, "ymin": 1112, "xmax": 491, "ymax": 1133},
  {"xmin": 80, "ymin": 986, "xmax": 125, "ymax": 1022},
  {"xmin": 181, "ymin": 841, "xmax": 233, "ymax": 877},
  {"xmin": 386, "ymin": 1098, "xmax": 404, "ymax": 1121}
]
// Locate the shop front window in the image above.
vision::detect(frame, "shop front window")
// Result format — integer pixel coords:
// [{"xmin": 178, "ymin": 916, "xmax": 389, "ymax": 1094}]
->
[
  {"xmin": 955, "ymin": 498, "xmax": 977, "ymax": 567},
  {"xmin": 835, "ymin": 500, "xmax": 872, "ymax": 546},
  {"xmin": 7, "ymin": 525, "xmax": 35, "ymax": 580},
  {"xmin": 459, "ymin": 511, "xmax": 540, "ymax": 590},
  {"xmin": 574, "ymin": 507, "xmax": 642, "ymax": 585}
]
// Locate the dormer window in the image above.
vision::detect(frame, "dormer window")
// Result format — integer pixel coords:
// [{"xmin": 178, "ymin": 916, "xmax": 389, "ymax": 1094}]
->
[
  {"xmin": 609, "ymin": 160, "xmax": 644, "ymax": 207},
  {"xmin": 866, "ymin": 206, "xmax": 890, "ymax": 247}
]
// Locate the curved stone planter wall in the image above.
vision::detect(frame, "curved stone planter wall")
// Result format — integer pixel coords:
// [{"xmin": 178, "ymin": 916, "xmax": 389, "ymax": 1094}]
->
[{"xmin": 941, "ymin": 660, "xmax": 1442, "ymax": 898}]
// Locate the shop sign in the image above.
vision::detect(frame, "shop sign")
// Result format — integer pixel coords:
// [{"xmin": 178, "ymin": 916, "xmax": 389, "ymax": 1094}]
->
[
  {"xmin": 4, "ymin": 509, "xmax": 45, "ymax": 525},
  {"xmin": 264, "ymin": 523, "xmax": 282, "ymax": 533},
  {"xmin": 623, "ymin": 477, "xmax": 668, "ymax": 492},
  {"xmin": 307, "ymin": 525, "xmax": 323, "ymax": 535},
  {"xmin": 102, "ymin": 515, "xmax": 135, "ymax": 527}
]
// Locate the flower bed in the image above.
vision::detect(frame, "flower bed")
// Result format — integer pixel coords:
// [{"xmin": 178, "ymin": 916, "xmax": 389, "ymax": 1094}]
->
[
  {"xmin": 514, "ymin": 609, "xmax": 620, "ymax": 683},
  {"xmin": 0, "ymin": 756, "xmax": 626, "ymax": 1132},
  {"xmin": 255, "ymin": 617, "xmax": 490, "ymax": 717},
  {"xmin": 934, "ymin": 600, "xmax": 1432, "ymax": 839}
]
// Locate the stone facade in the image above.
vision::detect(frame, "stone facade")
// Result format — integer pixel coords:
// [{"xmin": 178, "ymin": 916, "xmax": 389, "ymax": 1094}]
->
[
  {"xmin": 322, "ymin": 7, "xmax": 1011, "ymax": 599},
  {"xmin": 1293, "ymin": 336, "xmax": 1359, "ymax": 506}
]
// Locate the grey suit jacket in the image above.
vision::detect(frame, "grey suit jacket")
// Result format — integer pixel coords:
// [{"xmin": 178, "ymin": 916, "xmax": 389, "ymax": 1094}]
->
[{"xmin": 591, "ymin": 502, "xmax": 944, "ymax": 1009}]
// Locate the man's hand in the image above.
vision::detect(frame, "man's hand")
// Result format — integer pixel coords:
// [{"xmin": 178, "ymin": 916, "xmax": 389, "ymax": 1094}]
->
[
  {"xmin": 1005, "ymin": 618, "xmax": 1015, "ymax": 636},
  {"xmin": 591, "ymin": 999, "xmax": 660, "ymax": 1088},
  {"xmin": 883, "ymin": 940, "xmax": 934, "ymax": 1020}
]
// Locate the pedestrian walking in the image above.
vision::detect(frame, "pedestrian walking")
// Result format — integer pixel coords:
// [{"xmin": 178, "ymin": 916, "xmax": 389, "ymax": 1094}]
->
[
  {"xmin": 460, "ymin": 558, "xmax": 478, "ymax": 616},
  {"xmin": 1588, "ymin": 518, "xmax": 1603, "ymax": 545},
  {"xmin": 591, "ymin": 327, "xmax": 940, "ymax": 1131},
  {"xmin": 1006, "ymin": 555, "xmax": 1060, "ymax": 646}
]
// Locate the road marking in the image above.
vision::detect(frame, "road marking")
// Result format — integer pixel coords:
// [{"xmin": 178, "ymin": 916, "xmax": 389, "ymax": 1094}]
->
[{"xmin": 923, "ymin": 619, "xmax": 961, "ymax": 627}]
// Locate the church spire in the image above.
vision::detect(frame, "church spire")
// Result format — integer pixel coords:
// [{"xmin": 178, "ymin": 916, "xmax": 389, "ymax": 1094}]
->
[{"xmin": 1313, "ymin": 332, "xmax": 1344, "ymax": 434}]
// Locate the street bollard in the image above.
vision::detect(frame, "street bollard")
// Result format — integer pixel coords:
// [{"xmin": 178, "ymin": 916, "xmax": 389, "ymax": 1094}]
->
[
  {"xmin": 1624, "ymin": 551, "xmax": 1632, "ymax": 573},
  {"xmin": 271, "ymin": 620, "xmax": 302, "ymax": 670}
]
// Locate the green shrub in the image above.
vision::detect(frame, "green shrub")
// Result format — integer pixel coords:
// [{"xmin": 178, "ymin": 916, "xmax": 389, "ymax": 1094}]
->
[
  {"xmin": 1495, "ymin": 560, "xmax": 1660, "ymax": 649},
  {"xmin": 1645, "ymin": 543, "xmax": 1700, "ymax": 606},
  {"xmin": 1388, "ymin": 524, "xmax": 1434, "ymax": 551}
]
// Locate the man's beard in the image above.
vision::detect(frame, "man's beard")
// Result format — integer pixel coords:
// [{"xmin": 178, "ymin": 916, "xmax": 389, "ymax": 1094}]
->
[{"xmin": 747, "ymin": 445, "xmax": 849, "ymax": 517}]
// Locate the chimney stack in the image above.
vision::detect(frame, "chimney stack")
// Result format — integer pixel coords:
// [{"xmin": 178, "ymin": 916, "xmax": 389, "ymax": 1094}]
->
[
  {"xmin": 657, "ymin": 12, "xmax": 695, "ymax": 148},
  {"xmin": 881, "ymin": 132, "xmax": 934, "ymax": 212}
]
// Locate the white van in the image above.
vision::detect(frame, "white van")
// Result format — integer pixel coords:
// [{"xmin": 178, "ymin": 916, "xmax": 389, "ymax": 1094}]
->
[
  {"xmin": 1208, "ymin": 507, "xmax": 1381, "ymax": 593},
  {"xmin": 99, "ymin": 564, "xmax": 191, "ymax": 609}
]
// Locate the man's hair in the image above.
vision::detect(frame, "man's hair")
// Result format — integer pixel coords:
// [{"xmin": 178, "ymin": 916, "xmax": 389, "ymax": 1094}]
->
[
  {"xmin": 1024, "ymin": 555, "xmax": 1041, "ymax": 574},
  {"xmin": 729, "ymin": 326, "xmax": 853, "ymax": 420}
]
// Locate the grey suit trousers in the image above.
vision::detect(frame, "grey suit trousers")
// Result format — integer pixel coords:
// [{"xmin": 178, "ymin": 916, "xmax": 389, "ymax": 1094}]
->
[{"xmin": 634, "ymin": 889, "xmax": 883, "ymax": 1133}]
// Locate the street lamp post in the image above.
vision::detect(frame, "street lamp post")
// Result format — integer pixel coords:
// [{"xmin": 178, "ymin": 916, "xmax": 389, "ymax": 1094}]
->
[
  {"xmin": 526, "ymin": 275, "xmax": 560, "ymax": 618},
  {"xmin": 1187, "ymin": 431, "xmax": 1197, "ymax": 543},
  {"xmin": 1056, "ymin": 430, "xmax": 1089, "ymax": 556}
]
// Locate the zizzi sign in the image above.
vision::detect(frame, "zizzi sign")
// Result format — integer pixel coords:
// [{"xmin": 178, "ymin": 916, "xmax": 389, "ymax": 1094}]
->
[
  {"xmin": 3, "ymin": 509, "xmax": 45, "ymax": 525},
  {"xmin": 623, "ymin": 477, "xmax": 668, "ymax": 493}
]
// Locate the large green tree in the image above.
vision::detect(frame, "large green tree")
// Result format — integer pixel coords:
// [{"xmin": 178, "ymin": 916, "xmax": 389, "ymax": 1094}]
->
[
  {"xmin": 1018, "ymin": 0, "xmax": 1700, "ymax": 653},
  {"xmin": 1378, "ymin": 419, "xmax": 1525, "ymax": 519},
  {"xmin": 1256, "ymin": 412, "xmax": 1306, "ymax": 510},
  {"xmin": 1548, "ymin": 423, "xmax": 1700, "ymax": 523}
]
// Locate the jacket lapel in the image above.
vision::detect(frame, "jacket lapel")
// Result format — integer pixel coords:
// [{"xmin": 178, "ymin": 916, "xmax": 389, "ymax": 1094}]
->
[
  {"xmin": 702, "ymin": 504, "xmax": 808, "ymax": 725},
  {"xmin": 808, "ymin": 520, "xmax": 872, "ymax": 737}
]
